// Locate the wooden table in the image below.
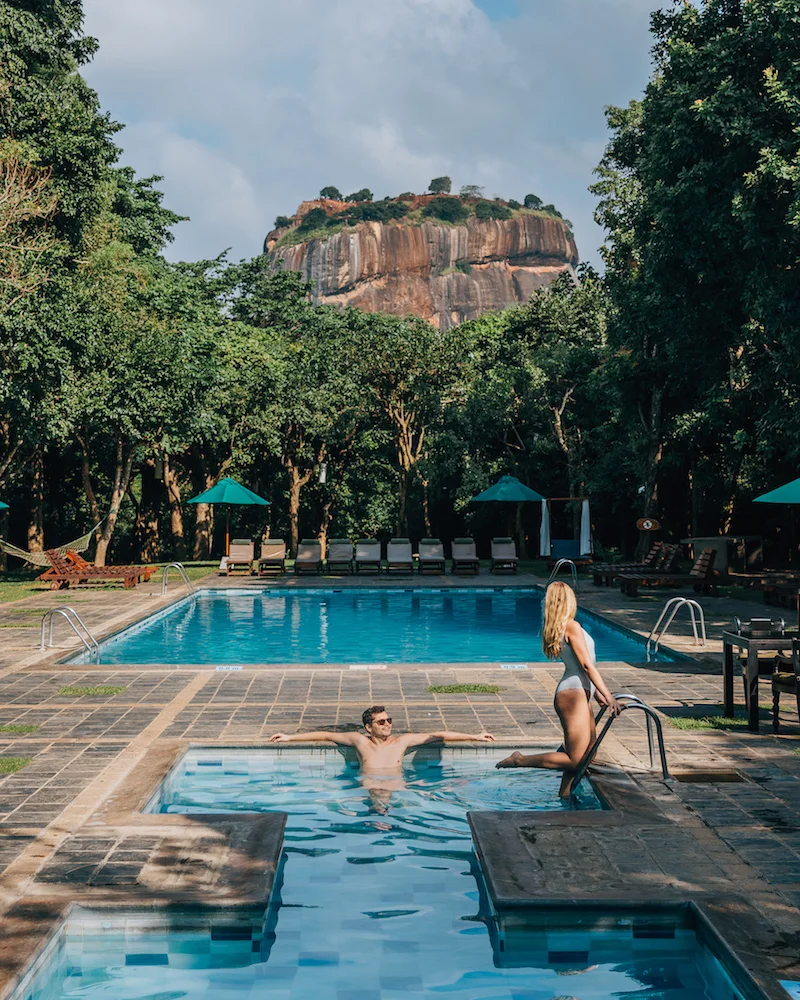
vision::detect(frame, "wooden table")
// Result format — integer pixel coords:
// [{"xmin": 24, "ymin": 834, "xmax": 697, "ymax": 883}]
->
[{"xmin": 722, "ymin": 630, "xmax": 796, "ymax": 732}]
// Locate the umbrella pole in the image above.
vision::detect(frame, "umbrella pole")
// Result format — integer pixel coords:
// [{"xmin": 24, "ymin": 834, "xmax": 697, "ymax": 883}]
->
[{"xmin": 226, "ymin": 509, "xmax": 230, "ymax": 557}]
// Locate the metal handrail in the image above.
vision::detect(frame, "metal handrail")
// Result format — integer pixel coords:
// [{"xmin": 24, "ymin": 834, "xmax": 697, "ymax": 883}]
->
[
  {"xmin": 40, "ymin": 607, "xmax": 99, "ymax": 657},
  {"xmin": 161, "ymin": 562, "xmax": 195, "ymax": 596},
  {"xmin": 647, "ymin": 597, "xmax": 706, "ymax": 655},
  {"xmin": 548, "ymin": 558, "xmax": 578, "ymax": 591},
  {"xmin": 570, "ymin": 691, "xmax": 669, "ymax": 792}
]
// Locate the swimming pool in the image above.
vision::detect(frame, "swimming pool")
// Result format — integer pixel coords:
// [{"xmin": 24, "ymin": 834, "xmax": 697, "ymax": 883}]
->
[
  {"xmin": 14, "ymin": 751, "xmax": 749, "ymax": 1000},
  {"xmin": 72, "ymin": 588, "xmax": 677, "ymax": 665}
]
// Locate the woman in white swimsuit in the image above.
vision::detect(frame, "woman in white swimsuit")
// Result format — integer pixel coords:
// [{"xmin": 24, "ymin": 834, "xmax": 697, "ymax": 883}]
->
[{"xmin": 496, "ymin": 581, "xmax": 619, "ymax": 797}]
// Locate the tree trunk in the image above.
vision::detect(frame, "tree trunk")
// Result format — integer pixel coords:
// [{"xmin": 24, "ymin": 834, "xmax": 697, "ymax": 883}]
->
[
  {"xmin": 138, "ymin": 458, "xmax": 161, "ymax": 563},
  {"xmin": 636, "ymin": 386, "xmax": 663, "ymax": 559},
  {"xmin": 515, "ymin": 501, "xmax": 527, "ymax": 560},
  {"xmin": 93, "ymin": 437, "xmax": 136, "ymax": 567},
  {"xmin": 319, "ymin": 498, "xmax": 333, "ymax": 555},
  {"xmin": 27, "ymin": 442, "xmax": 44, "ymax": 552},
  {"xmin": 420, "ymin": 476, "xmax": 432, "ymax": 538},
  {"xmin": 163, "ymin": 453, "xmax": 185, "ymax": 558},
  {"xmin": 285, "ymin": 459, "xmax": 312, "ymax": 557},
  {"xmin": 389, "ymin": 402, "xmax": 425, "ymax": 537}
]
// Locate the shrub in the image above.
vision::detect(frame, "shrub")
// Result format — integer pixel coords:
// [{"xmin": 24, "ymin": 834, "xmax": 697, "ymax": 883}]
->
[
  {"xmin": 428, "ymin": 175, "xmax": 452, "ymax": 194},
  {"xmin": 423, "ymin": 197, "xmax": 469, "ymax": 223},
  {"xmin": 397, "ymin": 191, "xmax": 415, "ymax": 201},
  {"xmin": 475, "ymin": 199, "xmax": 511, "ymax": 221},
  {"xmin": 455, "ymin": 259, "xmax": 471, "ymax": 275},
  {"xmin": 334, "ymin": 201, "xmax": 409, "ymax": 225},
  {"xmin": 542, "ymin": 203, "xmax": 563, "ymax": 218},
  {"xmin": 273, "ymin": 215, "xmax": 293, "ymax": 229},
  {"xmin": 524, "ymin": 193, "xmax": 542, "ymax": 209},
  {"xmin": 345, "ymin": 188, "xmax": 373, "ymax": 202},
  {"xmin": 507, "ymin": 199, "xmax": 521, "ymax": 209},
  {"xmin": 459, "ymin": 184, "xmax": 484, "ymax": 198},
  {"xmin": 297, "ymin": 206, "xmax": 329, "ymax": 231},
  {"xmin": 320, "ymin": 186, "xmax": 342, "ymax": 200}
]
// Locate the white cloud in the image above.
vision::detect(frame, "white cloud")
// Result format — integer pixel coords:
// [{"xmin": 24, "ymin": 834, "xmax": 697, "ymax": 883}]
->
[{"xmin": 81, "ymin": 0, "xmax": 656, "ymax": 266}]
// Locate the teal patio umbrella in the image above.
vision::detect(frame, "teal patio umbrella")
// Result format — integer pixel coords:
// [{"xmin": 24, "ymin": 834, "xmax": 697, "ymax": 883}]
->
[
  {"xmin": 754, "ymin": 478, "xmax": 800, "ymax": 505},
  {"xmin": 471, "ymin": 475, "xmax": 545, "ymax": 557},
  {"xmin": 471, "ymin": 475, "xmax": 544, "ymax": 503},
  {"xmin": 187, "ymin": 477, "xmax": 270, "ymax": 555},
  {"xmin": 0, "ymin": 500, "xmax": 8, "ymax": 510}
]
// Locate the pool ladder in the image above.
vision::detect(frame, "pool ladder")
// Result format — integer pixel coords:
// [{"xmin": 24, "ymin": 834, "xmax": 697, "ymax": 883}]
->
[
  {"xmin": 646, "ymin": 597, "xmax": 706, "ymax": 656},
  {"xmin": 161, "ymin": 562, "xmax": 195, "ymax": 596},
  {"xmin": 548, "ymin": 558, "xmax": 578, "ymax": 591},
  {"xmin": 569, "ymin": 692, "xmax": 669, "ymax": 792},
  {"xmin": 40, "ymin": 607, "xmax": 100, "ymax": 659}
]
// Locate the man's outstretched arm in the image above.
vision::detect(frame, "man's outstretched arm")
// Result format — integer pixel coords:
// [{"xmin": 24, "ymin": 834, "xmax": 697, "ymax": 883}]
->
[
  {"xmin": 401, "ymin": 730, "xmax": 495, "ymax": 748},
  {"xmin": 269, "ymin": 731, "xmax": 361, "ymax": 746}
]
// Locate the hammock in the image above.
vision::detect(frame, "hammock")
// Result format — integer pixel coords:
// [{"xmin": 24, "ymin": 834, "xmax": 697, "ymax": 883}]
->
[{"xmin": 0, "ymin": 519, "xmax": 105, "ymax": 567}]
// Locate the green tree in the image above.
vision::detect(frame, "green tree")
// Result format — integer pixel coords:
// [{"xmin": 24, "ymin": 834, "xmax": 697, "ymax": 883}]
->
[
  {"xmin": 523, "ymin": 194, "xmax": 542, "ymax": 209},
  {"xmin": 319, "ymin": 186, "xmax": 342, "ymax": 200},
  {"xmin": 459, "ymin": 184, "xmax": 483, "ymax": 199},
  {"xmin": 345, "ymin": 188, "xmax": 373, "ymax": 203},
  {"xmin": 423, "ymin": 197, "xmax": 469, "ymax": 224},
  {"xmin": 428, "ymin": 176, "xmax": 452, "ymax": 194}
]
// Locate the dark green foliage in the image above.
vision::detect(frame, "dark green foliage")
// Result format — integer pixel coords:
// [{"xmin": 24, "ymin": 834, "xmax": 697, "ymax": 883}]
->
[
  {"xmin": 523, "ymin": 194, "xmax": 542, "ymax": 209},
  {"xmin": 297, "ymin": 206, "xmax": 329, "ymax": 231},
  {"xmin": 397, "ymin": 192, "xmax": 415, "ymax": 200},
  {"xmin": 335, "ymin": 201, "xmax": 408, "ymax": 224},
  {"xmin": 541, "ymin": 204, "xmax": 562, "ymax": 218},
  {"xmin": 507, "ymin": 199, "xmax": 521, "ymax": 210},
  {"xmin": 455, "ymin": 259, "xmax": 471, "ymax": 275},
  {"xmin": 345, "ymin": 188, "xmax": 373, "ymax": 202},
  {"xmin": 459, "ymin": 184, "xmax": 483, "ymax": 199},
  {"xmin": 274, "ymin": 215, "xmax": 293, "ymax": 229},
  {"xmin": 423, "ymin": 197, "xmax": 469, "ymax": 223},
  {"xmin": 428, "ymin": 176, "xmax": 452, "ymax": 194},
  {"xmin": 475, "ymin": 200, "xmax": 511, "ymax": 221},
  {"xmin": 319, "ymin": 186, "xmax": 342, "ymax": 200}
]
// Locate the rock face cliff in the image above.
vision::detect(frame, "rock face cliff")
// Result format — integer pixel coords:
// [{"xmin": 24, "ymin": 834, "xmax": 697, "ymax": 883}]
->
[{"xmin": 265, "ymin": 198, "xmax": 579, "ymax": 329}]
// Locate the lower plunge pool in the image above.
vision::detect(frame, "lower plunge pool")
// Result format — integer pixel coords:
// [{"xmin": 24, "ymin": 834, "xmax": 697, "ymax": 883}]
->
[{"xmin": 17, "ymin": 750, "xmax": 750, "ymax": 1000}]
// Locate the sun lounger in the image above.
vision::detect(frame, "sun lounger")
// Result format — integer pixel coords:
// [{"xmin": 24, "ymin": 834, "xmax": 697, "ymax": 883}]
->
[
  {"xmin": 418, "ymin": 538, "xmax": 445, "ymax": 574},
  {"xmin": 355, "ymin": 538, "xmax": 381, "ymax": 574},
  {"xmin": 295, "ymin": 538, "xmax": 322, "ymax": 574},
  {"xmin": 386, "ymin": 538, "xmax": 414, "ymax": 574},
  {"xmin": 226, "ymin": 539, "xmax": 255, "ymax": 575},
  {"xmin": 326, "ymin": 539, "xmax": 354, "ymax": 574},
  {"xmin": 451, "ymin": 537, "xmax": 479, "ymax": 575},
  {"xmin": 592, "ymin": 542, "xmax": 663, "ymax": 586},
  {"xmin": 258, "ymin": 540, "xmax": 286, "ymax": 576},
  {"xmin": 490, "ymin": 537, "xmax": 518, "ymax": 574},
  {"xmin": 619, "ymin": 548, "xmax": 717, "ymax": 598},
  {"xmin": 38, "ymin": 550, "xmax": 151, "ymax": 590}
]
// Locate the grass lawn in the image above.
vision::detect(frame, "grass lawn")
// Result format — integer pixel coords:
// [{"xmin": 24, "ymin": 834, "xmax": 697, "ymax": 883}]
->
[
  {"xmin": 0, "ymin": 562, "xmax": 217, "ymax": 607},
  {"xmin": 58, "ymin": 685, "xmax": 127, "ymax": 697},
  {"xmin": 0, "ymin": 757, "xmax": 31, "ymax": 774}
]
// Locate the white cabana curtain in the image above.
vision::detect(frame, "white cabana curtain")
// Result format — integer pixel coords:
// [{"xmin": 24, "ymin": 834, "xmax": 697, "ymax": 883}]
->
[
  {"xmin": 539, "ymin": 499, "xmax": 550, "ymax": 556},
  {"xmin": 580, "ymin": 499, "xmax": 591, "ymax": 555}
]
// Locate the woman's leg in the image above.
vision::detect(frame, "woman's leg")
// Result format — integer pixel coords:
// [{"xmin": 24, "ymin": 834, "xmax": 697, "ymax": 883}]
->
[{"xmin": 495, "ymin": 690, "xmax": 594, "ymax": 779}]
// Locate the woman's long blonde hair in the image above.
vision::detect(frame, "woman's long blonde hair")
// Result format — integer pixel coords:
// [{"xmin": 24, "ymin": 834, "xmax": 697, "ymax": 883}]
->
[{"xmin": 542, "ymin": 581, "xmax": 577, "ymax": 660}]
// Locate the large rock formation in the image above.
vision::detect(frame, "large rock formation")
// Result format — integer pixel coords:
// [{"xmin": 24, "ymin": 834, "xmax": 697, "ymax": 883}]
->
[{"xmin": 264, "ymin": 197, "xmax": 579, "ymax": 329}]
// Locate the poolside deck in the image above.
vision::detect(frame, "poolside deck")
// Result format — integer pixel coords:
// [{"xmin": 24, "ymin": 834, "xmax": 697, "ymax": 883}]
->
[{"xmin": 0, "ymin": 569, "xmax": 798, "ymax": 996}]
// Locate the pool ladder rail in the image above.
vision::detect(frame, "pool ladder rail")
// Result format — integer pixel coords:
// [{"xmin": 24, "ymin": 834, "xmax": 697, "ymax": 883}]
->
[
  {"xmin": 548, "ymin": 558, "xmax": 578, "ymax": 591},
  {"xmin": 160, "ymin": 562, "xmax": 195, "ymax": 596},
  {"xmin": 40, "ymin": 607, "xmax": 100, "ymax": 659},
  {"xmin": 569, "ymin": 692, "xmax": 670, "ymax": 792},
  {"xmin": 646, "ymin": 597, "xmax": 707, "ymax": 656}
]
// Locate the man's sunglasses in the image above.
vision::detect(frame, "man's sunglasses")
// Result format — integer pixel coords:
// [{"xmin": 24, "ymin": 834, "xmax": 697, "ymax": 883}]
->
[{"xmin": 371, "ymin": 717, "xmax": 392, "ymax": 724}]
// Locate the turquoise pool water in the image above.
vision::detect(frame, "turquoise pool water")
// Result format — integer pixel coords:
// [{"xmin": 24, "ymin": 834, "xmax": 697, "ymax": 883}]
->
[
  {"xmin": 18, "ymin": 751, "xmax": 746, "ymax": 1000},
  {"xmin": 74, "ymin": 588, "xmax": 676, "ymax": 664}
]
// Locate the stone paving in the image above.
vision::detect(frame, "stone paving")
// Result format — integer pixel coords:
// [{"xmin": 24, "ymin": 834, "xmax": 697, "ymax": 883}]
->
[{"xmin": 0, "ymin": 568, "xmax": 799, "ymax": 997}]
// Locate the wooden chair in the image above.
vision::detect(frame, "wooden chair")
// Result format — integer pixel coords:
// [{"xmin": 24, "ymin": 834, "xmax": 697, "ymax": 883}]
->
[
  {"xmin": 386, "ymin": 538, "xmax": 414, "ymax": 574},
  {"xmin": 38, "ymin": 550, "xmax": 145, "ymax": 590},
  {"xmin": 226, "ymin": 539, "xmax": 255, "ymax": 575},
  {"xmin": 418, "ymin": 539, "xmax": 445, "ymax": 574},
  {"xmin": 354, "ymin": 539, "xmax": 381, "ymax": 574},
  {"xmin": 65, "ymin": 550, "xmax": 156, "ymax": 582},
  {"xmin": 451, "ymin": 538, "xmax": 479, "ymax": 576},
  {"xmin": 258, "ymin": 540, "xmax": 286, "ymax": 576},
  {"xmin": 592, "ymin": 542, "xmax": 663, "ymax": 587},
  {"xmin": 619, "ymin": 547, "xmax": 716, "ymax": 598},
  {"xmin": 771, "ymin": 638, "xmax": 800, "ymax": 734},
  {"xmin": 490, "ymin": 538, "xmax": 518, "ymax": 574},
  {"xmin": 326, "ymin": 539, "xmax": 354, "ymax": 574},
  {"xmin": 295, "ymin": 539, "xmax": 323, "ymax": 574}
]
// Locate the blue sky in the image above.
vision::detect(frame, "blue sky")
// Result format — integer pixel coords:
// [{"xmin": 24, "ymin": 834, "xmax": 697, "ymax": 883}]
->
[{"xmin": 81, "ymin": 0, "xmax": 657, "ymax": 268}]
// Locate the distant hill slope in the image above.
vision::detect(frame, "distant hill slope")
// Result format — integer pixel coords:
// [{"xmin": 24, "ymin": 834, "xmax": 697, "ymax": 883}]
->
[{"xmin": 264, "ymin": 194, "xmax": 579, "ymax": 329}]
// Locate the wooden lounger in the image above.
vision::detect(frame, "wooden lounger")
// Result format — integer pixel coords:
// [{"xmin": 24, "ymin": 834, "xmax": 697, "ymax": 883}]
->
[
  {"xmin": 386, "ymin": 538, "xmax": 413, "ymax": 574},
  {"xmin": 418, "ymin": 538, "xmax": 445, "ymax": 574},
  {"xmin": 226, "ymin": 539, "xmax": 255, "ymax": 575},
  {"xmin": 326, "ymin": 539, "xmax": 353, "ymax": 574},
  {"xmin": 619, "ymin": 548, "xmax": 717, "ymax": 598},
  {"xmin": 490, "ymin": 537, "xmax": 518, "ymax": 575},
  {"xmin": 451, "ymin": 538, "xmax": 479, "ymax": 575},
  {"xmin": 355, "ymin": 539, "xmax": 381, "ymax": 574},
  {"xmin": 295, "ymin": 539, "xmax": 323, "ymax": 574},
  {"xmin": 258, "ymin": 540, "xmax": 286, "ymax": 576}
]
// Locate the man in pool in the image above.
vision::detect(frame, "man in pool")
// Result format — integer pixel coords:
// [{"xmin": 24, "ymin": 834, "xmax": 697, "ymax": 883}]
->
[{"xmin": 269, "ymin": 705, "xmax": 495, "ymax": 772}]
